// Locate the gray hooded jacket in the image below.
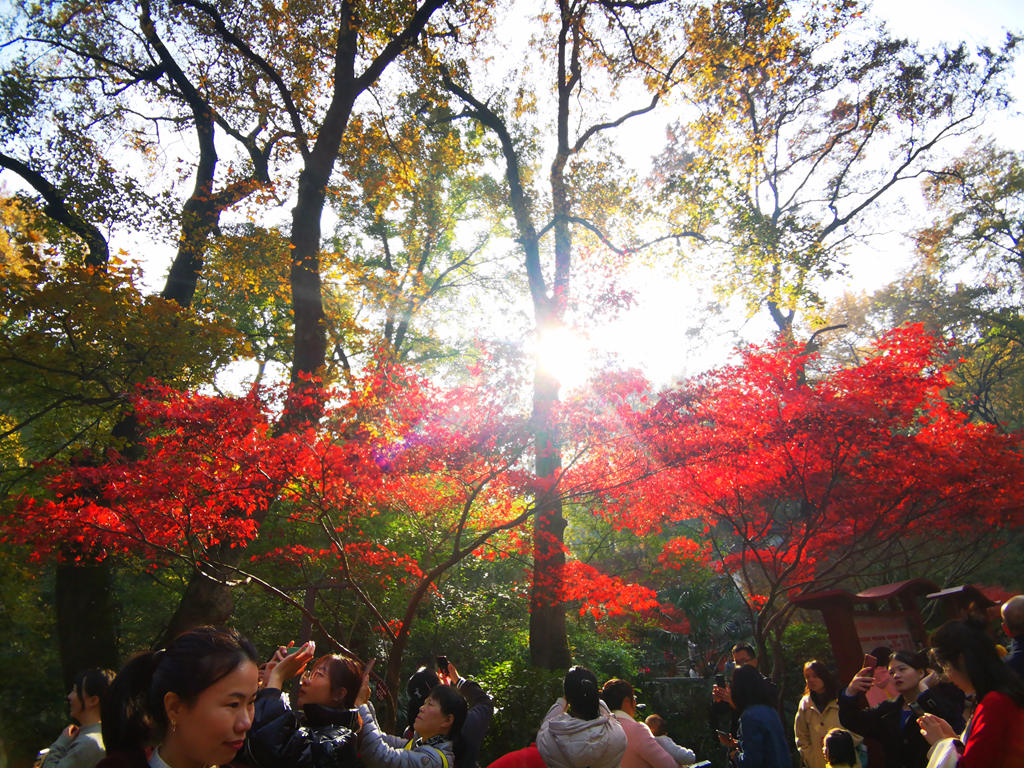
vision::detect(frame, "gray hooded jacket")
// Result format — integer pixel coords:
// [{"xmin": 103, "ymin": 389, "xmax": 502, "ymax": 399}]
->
[{"xmin": 536, "ymin": 698, "xmax": 626, "ymax": 768}]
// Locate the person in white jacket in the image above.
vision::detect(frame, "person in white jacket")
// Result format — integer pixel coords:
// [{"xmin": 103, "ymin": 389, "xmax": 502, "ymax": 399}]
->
[
  {"xmin": 537, "ymin": 666, "xmax": 627, "ymax": 768},
  {"xmin": 643, "ymin": 715, "xmax": 696, "ymax": 765}
]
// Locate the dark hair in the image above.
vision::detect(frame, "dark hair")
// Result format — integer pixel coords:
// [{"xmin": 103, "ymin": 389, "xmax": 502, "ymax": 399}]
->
[
  {"xmin": 428, "ymin": 684, "xmax": 467, "ymax": 739},
  {"xmin": 101, "ymin": 626, "xmax": 258, "ymax": 754},
  {"xmin": 889, "ymin": 649, "xmax": 929, "ymax": 672},
  {"xmin": 312, "ymin": 654, "xmax": 362, "ymax": 708},
  {"xmin": 600, "ymin": 678, "xmax": 634, "ymax": 712},
  {"xmin": 930, "ymin": 618, "xmax": 1024, "ymax": 706},
  {"xmin": 72, "ymin": 668, "xmax": 116, "ymax": 707},
  {"xmin": 644, "ymin": 714, "xmax": 666, "ymax": 736},
  {"xmin": 823, "ymin": 728, "xmax": 856, "ymax": 765},
  {"xmin": 869, "ymin": 647, "xmax": 892, "ymax": 664},
  {"xmin": 406, "ymin": 666, "xmax": 441, "ymax": 730},
  {"xmin": 802, "ymin": 660, "xmax": 839, "ymax": 701},
  {"xmin": 730, "ymin": 665, "xmax": 769, "ymax": 712},
  {"xmin": 731, "ymin": 643, "xmax": 756, "ymax": 658},
  {"xmin": 564, "ymin": 666, "xmax": 601, "ymax": 720}
]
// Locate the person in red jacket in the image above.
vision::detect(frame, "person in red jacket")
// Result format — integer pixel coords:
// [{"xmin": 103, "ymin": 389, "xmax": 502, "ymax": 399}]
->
[{"xmin": 918, "ymin": 618, "xmax": 1024, "ymax": 768}]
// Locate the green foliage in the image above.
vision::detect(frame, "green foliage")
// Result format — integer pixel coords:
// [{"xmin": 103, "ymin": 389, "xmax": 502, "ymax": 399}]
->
[
  {"xmin": 196, "ymin": 224, "xmax": 293, "ymax": 378},
  {"xmin": 476, "ymin": 656, "xmax": 562, "ymax": 759},
  {"xmin": 0, "ymin": 67, "xmax": 39, "ymax": 139},
  {"xmin": 0, "ymin": 551, "xmax": 63, "ymax": 768},
  {"xmin": 656, "ymin": 0, "xmax": 1020, "ymax": 333},
  {"xmin": 0, "ymin": 252, "xmax": 242, "ymax": 496}
]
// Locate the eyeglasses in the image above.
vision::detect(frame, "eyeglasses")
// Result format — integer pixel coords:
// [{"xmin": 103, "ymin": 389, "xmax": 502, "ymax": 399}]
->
[{"xmin": 302, "ymin": 667, "xmax": 328, "ymax": 682}]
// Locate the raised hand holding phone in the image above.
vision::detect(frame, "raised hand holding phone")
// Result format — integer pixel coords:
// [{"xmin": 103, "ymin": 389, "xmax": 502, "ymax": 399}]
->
[{"xmin": 267, "ymin": 640, "xmax": 316, "ymax": 690}]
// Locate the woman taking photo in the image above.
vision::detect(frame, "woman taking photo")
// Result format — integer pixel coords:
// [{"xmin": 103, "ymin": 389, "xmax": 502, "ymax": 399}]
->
[
  {"xmin": 917, "ymin": 618, "xmax": 1024, "ymax": 767},
  {"xmin": 795, "ymin": 661, "xmax": 851, "ymax": 768},
  {"xmin": 719, "ymin": 665, "xmax": 790, "ymax": 768},
  {"xmin": 241, "ymin": 641, "xmax": 361, "ymax": 768},
  {"xmin": 536, "ymin": 666, "xmax": 626, "ymax": 768},
  {"xmin": 358, "ymin": 679, "xmax": 467, "ymax": 768},
  {"xmin": 839, "ymin": 650, "xmax": 964, "ymax": 768},
  {"xmin": 98, "ymin": 626, "xmax": 260, "ymax": 768}
]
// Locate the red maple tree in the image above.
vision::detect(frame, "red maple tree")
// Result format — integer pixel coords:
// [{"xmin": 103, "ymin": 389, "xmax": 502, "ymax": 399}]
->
[
  {"xmin": 570, "ymin": 324, "xmax": 1024, "ymax": 674},
  {"xmin": 5, "ymin": 360, "xmax": 678, "ymax": 697}
]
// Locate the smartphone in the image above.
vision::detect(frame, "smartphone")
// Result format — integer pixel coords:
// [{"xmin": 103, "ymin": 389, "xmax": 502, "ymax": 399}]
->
[
  {"xmin": 862, "ymin": 653, "xmax": 878, "ymax": 669},
  {"xmin": 285, "ymin": 645, "xmax": 303, "ymax": 656},
  {"xmin": 436, "ymin": 655, "xmax": 449, "ymax": 673},
  {"xmin": 714, "ymin": 673, "xmax": 726, "ymax": 687},
  {"xmin": 908, "ymin": 700, "xmax": 925, "ymax": 717}
]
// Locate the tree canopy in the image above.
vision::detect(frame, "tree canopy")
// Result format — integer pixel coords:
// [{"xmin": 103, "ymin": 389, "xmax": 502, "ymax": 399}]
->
[{"xmin": 1, "ymin": 1, "xmax": 1023, "ymax": 761}]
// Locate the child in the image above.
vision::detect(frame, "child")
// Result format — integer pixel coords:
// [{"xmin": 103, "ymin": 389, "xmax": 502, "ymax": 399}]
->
[
  {"xmin": 822, "ymin": 728, "xmax": 858, "ymax": 768},
  {"xmin": 643, "ymin": 715, "xmax": 695, "ymax": 766}
]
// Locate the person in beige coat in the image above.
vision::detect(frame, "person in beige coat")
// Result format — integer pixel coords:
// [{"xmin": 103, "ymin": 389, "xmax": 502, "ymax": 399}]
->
[{"xmin": 795, "ymin": 661, "xmax": 859, "ymax": 768}]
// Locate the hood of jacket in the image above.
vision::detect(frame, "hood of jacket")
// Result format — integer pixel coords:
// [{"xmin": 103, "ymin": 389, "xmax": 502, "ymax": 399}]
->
[{"xmin": 537, "ymin": 699, "xmax": 626, "ymax": 768}]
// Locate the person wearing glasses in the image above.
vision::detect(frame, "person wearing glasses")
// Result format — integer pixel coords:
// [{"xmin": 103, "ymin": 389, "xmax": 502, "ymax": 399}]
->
[{"xmin": 240, "ymin": 641, "xmax": 360, "ymax": 768}]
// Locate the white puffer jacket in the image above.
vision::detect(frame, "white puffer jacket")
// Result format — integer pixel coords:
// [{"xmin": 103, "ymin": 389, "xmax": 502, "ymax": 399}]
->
[{"xmin": 537, "ymin": 698, "xmax": 627, "ymax": 768}]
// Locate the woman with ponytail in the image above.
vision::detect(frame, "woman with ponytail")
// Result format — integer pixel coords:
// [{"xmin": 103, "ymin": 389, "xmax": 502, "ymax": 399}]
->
[
  {"xmin": 918, "ymin": 618, "xmax": 1024, "ymax": 767},
  {"xmin": 98, "ymin": 626, "xmax": 260, "ymax": 768},
  {"xmin": 535, "ymin": 666, "xmax": 626, "ymax": 768}
]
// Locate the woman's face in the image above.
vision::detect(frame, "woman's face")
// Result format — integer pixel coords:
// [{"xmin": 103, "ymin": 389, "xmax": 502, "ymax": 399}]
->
[
  {"xmin": 804, "ymin": 667, "xmax": 825, "ymax": 695},
  {"xmin": 888, "ymin": 660, "xmax": 925, "ymax": 695},
  {"xmin": 67, "ymin": 684, "xmax": 85, "ymax": 721},
  {"xmin": 414, "ymin": 695, "xmax": 453, "ymax": 740},
  {"xmin": 163, "ymin": 660, "xmax": 259, "ymax": 768},
  {"xmin": 298, "ymin": 661, "xmax": 340, "ymax": 708}
]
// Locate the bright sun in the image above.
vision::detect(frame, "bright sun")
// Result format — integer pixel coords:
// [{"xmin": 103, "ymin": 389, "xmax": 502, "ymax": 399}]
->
[{"xmin": 535, "ymin": 326, "xmax": 593, "ymax": 392}]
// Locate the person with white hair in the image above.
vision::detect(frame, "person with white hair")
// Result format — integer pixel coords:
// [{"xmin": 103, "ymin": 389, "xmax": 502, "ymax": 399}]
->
[{"xmin": 1000, "ymin": 595, "xmax": 1024, "ymax": 679}]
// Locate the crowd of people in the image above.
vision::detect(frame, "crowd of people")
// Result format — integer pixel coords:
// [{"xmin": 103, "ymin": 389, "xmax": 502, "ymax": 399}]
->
[{"xmin": 34, "ymin": 596, "xmax": 1024, "ymax": 768}]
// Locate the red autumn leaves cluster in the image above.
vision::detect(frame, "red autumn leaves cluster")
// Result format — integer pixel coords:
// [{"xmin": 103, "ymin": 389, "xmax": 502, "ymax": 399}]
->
[
  {"xmin": 5, "ymin": 325, "xmax": 1024, "ymax": 636},
  {"xmin": 572, "ymin": 325, "xmax": 1024, "ymax": 620}
]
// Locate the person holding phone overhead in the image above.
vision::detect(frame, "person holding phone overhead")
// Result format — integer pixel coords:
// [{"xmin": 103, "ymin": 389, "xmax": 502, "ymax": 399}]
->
[
  {"xmin": 356, "ymin": 672, "xmax": 467, "ymax": 768},
  {"xmin": 240, "ymin": 641, "xmax": 362, "ymax": 768},
  {"xmin": 435, "ymin": 657, "xmax": 494, "ymax": 768},
  {"xmin": 838, "ymin": 650, "xmax": 964, "ymax": 768}
]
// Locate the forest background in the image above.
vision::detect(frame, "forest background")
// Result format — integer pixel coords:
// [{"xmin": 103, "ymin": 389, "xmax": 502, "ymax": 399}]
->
[{"xmin": 2, "ymin": 0, "xmax": 1024, "ymax": 767}]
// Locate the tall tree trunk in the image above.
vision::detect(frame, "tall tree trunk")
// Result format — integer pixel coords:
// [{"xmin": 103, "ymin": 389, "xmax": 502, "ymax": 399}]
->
[
  {"xmin": 528, "ymin": 367, "xmax": 570, "ymax": 669},
  {"xmin": 55, "ymin": 562, "xmax": 119, "ymax": 687},
  {"xmin": 159, "ymin": 0, "xmax": 449, "ymax": 633}
]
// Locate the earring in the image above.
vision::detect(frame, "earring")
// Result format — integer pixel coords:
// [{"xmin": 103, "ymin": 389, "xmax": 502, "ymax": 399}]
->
[{"xmin": 169, "ymin": 721, "xmax": 176, "ymax": 736}]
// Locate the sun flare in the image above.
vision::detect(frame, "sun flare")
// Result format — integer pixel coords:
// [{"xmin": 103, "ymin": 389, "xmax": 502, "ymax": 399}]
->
[{"xmin": 536, "ymin": 326, "xmax": 592, "ymax": 392}]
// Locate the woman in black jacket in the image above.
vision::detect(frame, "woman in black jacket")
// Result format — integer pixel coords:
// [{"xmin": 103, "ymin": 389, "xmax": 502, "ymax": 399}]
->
[
  {"xmin": 241, "ymin": 642, "xmax": 360, "ymax": 768},
  {"xmin": 838, "ymin": 649, "xmax": 964, "ymax": 768}
]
